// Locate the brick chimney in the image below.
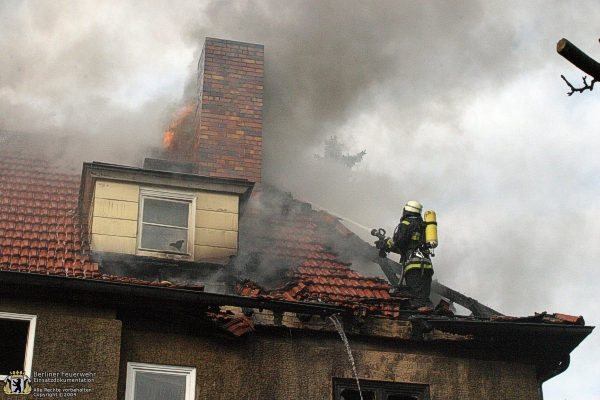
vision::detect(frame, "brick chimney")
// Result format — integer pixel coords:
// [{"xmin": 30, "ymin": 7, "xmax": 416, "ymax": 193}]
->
[{"xmin": 194, "ymin": 37, "xmax": 264, "ymax": 183}]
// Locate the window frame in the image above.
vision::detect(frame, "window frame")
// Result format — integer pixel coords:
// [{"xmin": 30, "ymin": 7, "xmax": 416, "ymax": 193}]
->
[
  {"xmin": 124, "ymin": 362, "xmax": 196, "ymax": 400},
  {"xmin": 0, "ymin": 312, "xmax": 37, "ymax": 380},
  {"xmin": 333, "ymin": 378, "xmax": 430, "ymax": 400},
  {"xmin": 137, "ymin": 188, "xmax": 196, "ymax": 259}
]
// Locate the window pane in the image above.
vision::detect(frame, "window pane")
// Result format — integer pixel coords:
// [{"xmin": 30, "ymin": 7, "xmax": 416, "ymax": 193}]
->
[
  {"xmin": 140, "ymin": 225, "xmax": 188, "ymax": 253},
  {"xmin": 0, "ymin": 319, "xmax": 29, "ymax": 372},
  {"xmin": 340, "ymin": 389, "xmax": 376, "ymax": 400},
  {"xmin": 143, "ymin": 198, "xmax": 189, "ymax": 228},
  {"xmin": 134, "ymin": 372, "xmax": 186, "ymax": 400},
  {"xmin": 334, "ymin": 379, "xmax": 429, "ymax": 400}
]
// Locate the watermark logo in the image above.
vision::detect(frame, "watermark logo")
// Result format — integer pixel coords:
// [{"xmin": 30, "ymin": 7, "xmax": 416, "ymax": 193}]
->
[{"xmin": 3, "ymin": 371, "xmax": 32, "ymax": 395}]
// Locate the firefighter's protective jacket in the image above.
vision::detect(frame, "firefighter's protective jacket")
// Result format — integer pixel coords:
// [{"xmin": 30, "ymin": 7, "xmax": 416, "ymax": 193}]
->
[{"xmin": 392, "ymin": 211, "xmax": 433, "ymax": 272}]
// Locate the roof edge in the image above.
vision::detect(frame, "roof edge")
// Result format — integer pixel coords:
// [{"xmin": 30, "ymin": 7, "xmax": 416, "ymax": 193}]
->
[{"xmin": 0, "ymin": 270, "xmax": 345, "ymax": 317}]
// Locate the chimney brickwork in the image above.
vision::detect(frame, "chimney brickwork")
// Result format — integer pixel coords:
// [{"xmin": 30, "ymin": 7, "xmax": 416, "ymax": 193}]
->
[{"xmin": 195, "ymin": 37, "xmax": 264, "ymax": 183}]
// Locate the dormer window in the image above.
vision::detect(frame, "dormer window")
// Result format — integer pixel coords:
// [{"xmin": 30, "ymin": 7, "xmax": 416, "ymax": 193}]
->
[
  {"xmin": 138, "ymin": 188, "xmax": 196, "ymax": 258},
  {"xmin": 79, "ymin": 161, "xmax": 254, "ymax": 265}
]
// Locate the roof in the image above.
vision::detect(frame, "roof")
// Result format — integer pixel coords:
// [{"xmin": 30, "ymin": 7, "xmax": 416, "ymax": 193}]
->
[
  {"xmin": 0, "ymin": 134, "xmax": 591, "ymax": 329},
  {"xmin": 235, "ymin": 184, "xmax": 409, "ymax": 317},
  {"xmin": 0, "ymin": 152, "xmax": 98, "ymax": 277}
]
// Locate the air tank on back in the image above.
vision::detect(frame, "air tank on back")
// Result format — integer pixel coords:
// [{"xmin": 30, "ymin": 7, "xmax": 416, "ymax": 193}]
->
[{"xmin": 424, "ymin": 210, "xmax": 438, "ymax": 249}]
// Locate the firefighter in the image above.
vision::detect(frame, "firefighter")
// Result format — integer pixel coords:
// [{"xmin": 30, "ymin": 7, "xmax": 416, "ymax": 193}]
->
[{"xmin": 387, "ymin": 200, "xmax": 434, "ymax": 309}]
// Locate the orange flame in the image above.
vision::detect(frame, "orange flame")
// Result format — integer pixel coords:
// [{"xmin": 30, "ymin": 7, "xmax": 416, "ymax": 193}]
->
[
  {"xmin": 163, "ymin": 101, "xmax": 196, "ymax": 150},
  {"xmin": 163, "ymin": 130, "xmax": 176, "ymax": 149}
]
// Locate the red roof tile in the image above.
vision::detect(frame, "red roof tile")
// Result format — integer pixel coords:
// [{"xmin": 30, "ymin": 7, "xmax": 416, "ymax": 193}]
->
[
  {"xmin": 222, "ymin": 317, "xmax": 255, "ymax": 337},
  {"xmin": 553, "ymin": 313, "xmax": 585, "ymax": 325}
]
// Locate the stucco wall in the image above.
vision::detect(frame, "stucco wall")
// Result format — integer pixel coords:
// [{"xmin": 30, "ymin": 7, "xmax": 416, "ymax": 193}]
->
[
  {"xmin": 0, "ymin": 300, "xmax": 121, "ymax": 400},
  {"xmin": 1, "ymin": 299, "xmax": 540, "ymax": 400},
  {"xmin": 117, "ymin": 326, "xmax": 539, "ymax": 400}
]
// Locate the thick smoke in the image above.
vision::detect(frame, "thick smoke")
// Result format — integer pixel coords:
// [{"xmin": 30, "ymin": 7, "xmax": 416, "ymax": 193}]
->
[
  {"xmin": 2, "ymin": 1, "xmax": 600, "ymax": 398},
  {"xmin": 0, "ymin": 0, "xmax": 197, "ymax": 171}
]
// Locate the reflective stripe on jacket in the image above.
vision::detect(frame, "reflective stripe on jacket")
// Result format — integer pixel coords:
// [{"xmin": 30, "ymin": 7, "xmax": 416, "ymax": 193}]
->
[
  {"xmin": 393, "ymin": 214, "xmax": 424, "ymax": 252},
  {"xmin": 403, "ymin": 257, "xmax": 433, "ymax": 273}
]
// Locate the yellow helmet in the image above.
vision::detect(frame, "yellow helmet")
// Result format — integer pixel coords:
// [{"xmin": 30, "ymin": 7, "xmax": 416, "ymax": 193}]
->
[{"xmin": 404, "ymin": 200, "xmax": 423, "ymax": 214}]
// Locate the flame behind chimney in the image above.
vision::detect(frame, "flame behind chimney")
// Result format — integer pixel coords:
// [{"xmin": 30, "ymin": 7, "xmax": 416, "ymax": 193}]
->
[
  {"xmin": 164, "ymin": 38, "xmax": 264, "ymax": 182},
  {"xmin": 163, "ymin": 100, "xmax": 196, "ymax": 162}
]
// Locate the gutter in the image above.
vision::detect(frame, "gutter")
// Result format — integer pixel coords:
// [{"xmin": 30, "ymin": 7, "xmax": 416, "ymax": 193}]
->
[
  {"xmin": 538, "ymin": 355, "xmax": 570, "ymax": 400},
  {"xmin": 421, "ymin": 316, "xmax": 594, "ymax": 339}
]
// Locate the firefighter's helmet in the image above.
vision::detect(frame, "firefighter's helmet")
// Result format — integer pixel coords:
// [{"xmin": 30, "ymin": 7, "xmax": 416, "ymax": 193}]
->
[{"xmin": 404, "ymin": 200, "xmax": 423, "ymax": 214}]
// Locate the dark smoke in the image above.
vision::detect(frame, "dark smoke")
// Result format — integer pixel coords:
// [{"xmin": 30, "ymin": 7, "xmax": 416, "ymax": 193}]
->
[{"xmin": 184, "ymin": 1, "xmax": 521, "ymax": 184}]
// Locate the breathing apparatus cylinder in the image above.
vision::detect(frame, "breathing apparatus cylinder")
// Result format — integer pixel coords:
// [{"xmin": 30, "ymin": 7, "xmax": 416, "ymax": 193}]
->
[{"xmin": 424, "ymin": 210, "xmax": 438, "ymax": 249}]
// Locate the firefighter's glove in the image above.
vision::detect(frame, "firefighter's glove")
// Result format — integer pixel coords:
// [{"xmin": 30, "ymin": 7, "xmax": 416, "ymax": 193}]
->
[
  {"xmin": 378, "ymin": 248, "xmax": 388, "ymax": 259},
  {"xmin": 385, "ymin": 239, "xmax": 392, "ymax": 249}
]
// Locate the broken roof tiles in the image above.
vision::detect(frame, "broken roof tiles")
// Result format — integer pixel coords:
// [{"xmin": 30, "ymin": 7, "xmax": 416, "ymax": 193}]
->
[
  {"xmin": 235, "ymin": 186, "xmax": 402, "ymax": 317},
  {"xmin": 552, "ymin": 313, "xmax": 585, "ymax": 325},
  {"xmin": 222, "ymin": 317, "xmax": 255, "ymax": 337}
]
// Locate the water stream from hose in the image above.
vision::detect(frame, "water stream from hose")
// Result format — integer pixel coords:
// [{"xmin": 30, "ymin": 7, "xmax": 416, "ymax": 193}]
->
[{"xmin": 330, "ymin": 314, "xmax": 363, "ymax": 400}]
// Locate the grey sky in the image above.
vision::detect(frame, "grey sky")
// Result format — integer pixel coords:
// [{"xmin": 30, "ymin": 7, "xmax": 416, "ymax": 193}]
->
[{"xmin": 1, "ymin": 1, "xmax": 599, "ymax": 398}]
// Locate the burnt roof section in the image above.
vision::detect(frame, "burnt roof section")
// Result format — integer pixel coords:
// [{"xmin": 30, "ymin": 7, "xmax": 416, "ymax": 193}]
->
[
  {"xmin": 0, "ymin": 269, "xmax": 345, "ymax": 317},
  {"xmin": 234, "ymin": 185, "xmax": 398, "ymax": 313},
  {"xmin": 233, "ymin": 185, "xmax": 504, "ymax": 319}
]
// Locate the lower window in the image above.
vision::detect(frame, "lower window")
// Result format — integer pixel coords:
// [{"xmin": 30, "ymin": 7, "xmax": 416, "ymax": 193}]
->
[
  {"xmin": 0, "ymin": 312, "xmax": 36, "ymax": 380},
  {"xmin": 333, "ymin": 378, "xmax": 430, "ymax": 400},
  {"xmin": 125, "ymin": 362, "xmax": 196, "ymax": 400}
]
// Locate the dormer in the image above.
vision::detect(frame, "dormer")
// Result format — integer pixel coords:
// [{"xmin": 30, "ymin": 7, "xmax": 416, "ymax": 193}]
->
[
  {"xmin": 75, "ymin": 38, "xmax": 263, "ymax": 288},
  {"xmin": 78, "ymin": 160, "xmax": 254, "ymax": 266}
]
